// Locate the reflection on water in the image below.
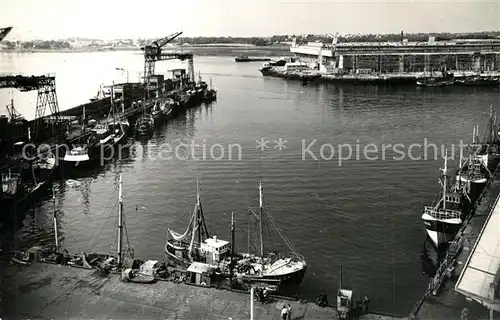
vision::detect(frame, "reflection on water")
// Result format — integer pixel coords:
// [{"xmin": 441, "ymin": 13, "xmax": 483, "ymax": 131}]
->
[
  {"xmin": 1, "ymin": 52, "xmax": 500, "ymax": 315},
  {"xmin": 420, "ymin": 237, "xmax": 446, "ymax": 277}
]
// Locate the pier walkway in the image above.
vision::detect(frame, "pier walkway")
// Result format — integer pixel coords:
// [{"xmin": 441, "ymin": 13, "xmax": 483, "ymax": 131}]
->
[
  {"xmin": 1, "ymin": 262, "xmax": 405, "ymax": 320},
  {"xmin": 455, "ymin": 179, "xmax": 500, "ymax": 315},
  {"xmin": 412, "ymin": 166, "xmax": 500, "ymax": 319}
]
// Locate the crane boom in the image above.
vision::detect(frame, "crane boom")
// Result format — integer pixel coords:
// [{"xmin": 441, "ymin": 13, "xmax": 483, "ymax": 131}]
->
[
  {"xmin": 142, "ymin": 31, "xmax": 194, "ymax": 95},
  {"xmin": 152, "ymin": 31, "xmax": 183, "ymax": 48}
]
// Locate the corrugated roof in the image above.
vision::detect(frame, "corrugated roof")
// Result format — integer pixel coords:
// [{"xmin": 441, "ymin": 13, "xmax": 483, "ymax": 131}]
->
[{"xmin": 455, "ymin": 194, "xmax": 500, "ymax": 302}]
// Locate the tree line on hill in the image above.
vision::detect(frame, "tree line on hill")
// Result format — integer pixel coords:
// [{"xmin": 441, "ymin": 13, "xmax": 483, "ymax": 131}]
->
[
  {"xmin": 1, "ymin": 40, "xmax": 72, "ymax": 50},
  {"xmin": 2, "ymin": 31, "xmax": 499, "ymax": 50},
  {"xmin": 177, "ymin": 31, "xmax": 500, "ymax": 45}
]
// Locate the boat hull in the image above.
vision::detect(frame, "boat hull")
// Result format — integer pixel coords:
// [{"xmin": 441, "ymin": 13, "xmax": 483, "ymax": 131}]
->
[
  {"xmin": 63, "ymin": 144, "xmax": 113, "ymax": 168},
  {"xmin": 422, "ymin": 214, "xmax": 462, "ymax": 248},
  {"xmin": 259, "ymin": 264, "xmax": 307, "ymax": 284},
  {"xmin": 416, "ymin": 79, "xmax": 455, "ymax": 87},
  {"xmin": 457, "ymin": 174, "xmax": 488, "ymax": 184}
]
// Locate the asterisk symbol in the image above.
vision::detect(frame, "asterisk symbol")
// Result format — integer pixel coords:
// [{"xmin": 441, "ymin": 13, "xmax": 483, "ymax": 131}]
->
[
  {"xmin": 274, "ymin": 138, "xmax": 287, "ymax": 151},
  {"xmin": 256, "ymin": 138, "xmax": 269, "ymax": 151}
]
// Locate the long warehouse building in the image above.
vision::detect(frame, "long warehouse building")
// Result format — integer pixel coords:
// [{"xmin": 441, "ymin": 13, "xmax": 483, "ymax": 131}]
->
[{"xmin": 290, "ymin": 37, "xmax": 500, "ymax": 74}]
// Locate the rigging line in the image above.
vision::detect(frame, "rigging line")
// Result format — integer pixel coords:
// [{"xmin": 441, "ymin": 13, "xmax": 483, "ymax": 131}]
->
[
  {"xmin": 88, "ymin": 200, "xmax": 119, "ymax": 252},
  {"xmin": 123, "ymin": 220, "xmax": 133, "ymax": 258},
  {"xmin": 266, "ymin": 211, "xmax": 297, "ymax": 253},
  {"xmin": 85, "ymin": 190, "xmax": 119, "ymax": 249}
]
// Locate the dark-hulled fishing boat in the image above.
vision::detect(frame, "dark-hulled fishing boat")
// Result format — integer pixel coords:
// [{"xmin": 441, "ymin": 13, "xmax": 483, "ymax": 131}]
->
[{"xmin": 422, "ymin": 152, "xmax": 472, "ymax": 248}]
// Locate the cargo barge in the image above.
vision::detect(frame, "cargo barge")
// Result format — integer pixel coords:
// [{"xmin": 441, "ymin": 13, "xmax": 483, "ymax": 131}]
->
[{"xmin": 235, "ymin": 55, "xmax": 271, "ymax": 62}]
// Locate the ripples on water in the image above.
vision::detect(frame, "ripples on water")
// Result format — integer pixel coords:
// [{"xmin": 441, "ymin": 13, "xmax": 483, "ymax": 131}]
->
[{"xmin": 1, "ymin": 53, "xmax": 500, "ymax": 315}]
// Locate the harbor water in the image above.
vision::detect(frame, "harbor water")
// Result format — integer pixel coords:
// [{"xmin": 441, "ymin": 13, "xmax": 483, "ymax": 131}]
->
[{"xmin": 1, "ymin": 51, "xmax": 500, "ymax": 316}]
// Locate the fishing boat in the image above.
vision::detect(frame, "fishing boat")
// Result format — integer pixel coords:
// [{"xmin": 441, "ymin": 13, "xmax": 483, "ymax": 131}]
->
[
  {"xmin": 11, "ymin": 250, "xmax": 30, "ymax": 265},
  {"xmin": 416, "ymin": 77, "xmax": 455, "ymax": 87},
  {"xmin": 64, "ymin": 88, "xmax": 125, "ymax": 167},
  {"xmin": 1, "ymin": 170, "xmax": 21, "ymax": 201},
  {"xmin": 457, "ymin": 153, "xmax": 490, "ymax": 185},
  {"xmin": 165, "ymin": 181, "xmax": 307, "ymax": 285},
  {"xmin": 24, "ymin": 152, "xmax": 56, "ymax": 197},
  {"xmin": 232, "ymin": 182, "xmax": 307, "ymax": 284},
  {"xmin": 202, "ymin": 79, "xmax": 217, "ymax": 102},
  {"xmin": 471, "ymin": 108, "xmax": 500, "ymax": 170},
  {"xmin": 259, "ymin": 62, "xmax": 273, "ymax": 75},
  {"xmin": 135, "ymin": 114, "xmax": 154, "ymax": 136},
  {"xmin": 164, "ymin": 98, "xmax": 178, "ymax": 120},
  {"xmin": 416, "ymin": 70, "xmax": 455, "ymax": 87},
  {"xmin": 151, "ymin": 99, "xmax": 165, "ymax": 124},
  {"xmin": 455, "ymin": 75, "xmax": 499, "ymax": 86},
  {"xmin": 63, "ymin": 124, "xmax": 113, "ymax": 167},
  {"xmin": 337, "ymin": 263, "xmax": 353, "ymax": 320},
  {"xmin": 165, "ymin": 179, "xmax": 216, "ymax": 268},
  {"xmin": 82, "ymin": 174, "xmax": 132, "ymax": 272},
  {"xmin": 422, "ymin": 152, "xmax": 471, "ymax": 248}
]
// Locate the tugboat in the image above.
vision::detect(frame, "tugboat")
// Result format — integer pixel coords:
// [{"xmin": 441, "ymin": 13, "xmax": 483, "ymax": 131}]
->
[{"xmin": 422, "ymin": 151, "xmax": 471, "ymax": 248}]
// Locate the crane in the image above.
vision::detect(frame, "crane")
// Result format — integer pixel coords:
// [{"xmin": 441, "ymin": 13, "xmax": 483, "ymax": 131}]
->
[
  {"xmin": 0, "ymin": 74, "xmax": 62, "ymax": 141},
  {"xmin": 0, "ymin": 26, "xmax": 13, "ymax": 42},
  {"xmin": 141, "ymin": 31, "xmax": 195, "ymax": 97}
]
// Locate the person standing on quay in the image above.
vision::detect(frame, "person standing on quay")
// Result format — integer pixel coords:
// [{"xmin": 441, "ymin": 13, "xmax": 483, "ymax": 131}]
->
[
  {"xmin": 281, "ymin": 304, "xmax": 288, "ymax": 320},
  {"xmin": 287, "ymin": 304, "xmax": 292, "ymax": 320}
]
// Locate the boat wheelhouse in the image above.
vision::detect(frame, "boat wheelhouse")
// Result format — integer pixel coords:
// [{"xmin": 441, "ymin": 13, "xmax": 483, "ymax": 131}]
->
[{"xmin": 422, "ymin": 152, "xmax": 471, "ymax": 248}]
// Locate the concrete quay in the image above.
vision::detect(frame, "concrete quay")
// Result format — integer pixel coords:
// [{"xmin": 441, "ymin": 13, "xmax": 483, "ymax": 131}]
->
[
  {"xmin": 262, "ymin": 67, "xmax": 500, "ymax": 85},
  {"xmin": 411, "ymin": 167, "xmax": 500, "ymax": 320},
  {"xmin": 1, "ymin": 262, "xmax": 405, "ymax": 320}
]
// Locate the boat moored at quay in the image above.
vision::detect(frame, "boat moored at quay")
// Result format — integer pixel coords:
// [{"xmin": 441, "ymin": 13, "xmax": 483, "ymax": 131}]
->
[
  {"xmin": 165, "ymin": 181, "xmax": 307, "ymax": 287},
  {"xmin": 8, "ymin": 28, "xmax": 500, "ymax": 320},
  {"xmin": 422, "ymin": 152, "xmax": 472, "ymax": 248}
]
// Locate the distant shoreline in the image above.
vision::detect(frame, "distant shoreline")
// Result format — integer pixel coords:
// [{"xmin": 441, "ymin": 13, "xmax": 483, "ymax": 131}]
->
[{"xmin": 1, "ymin": 44, "xmax": 292, "ymax": 57}]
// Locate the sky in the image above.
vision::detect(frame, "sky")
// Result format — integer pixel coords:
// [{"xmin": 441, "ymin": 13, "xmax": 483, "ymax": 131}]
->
[{"xmin": 1, "ymin": 0, "xmax": 499, "ymax": 40}]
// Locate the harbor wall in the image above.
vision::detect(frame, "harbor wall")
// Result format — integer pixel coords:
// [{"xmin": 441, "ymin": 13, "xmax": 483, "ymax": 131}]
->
[{"xmin": 291, "ymin": 40, "xmax": 500, "ymax": 74}]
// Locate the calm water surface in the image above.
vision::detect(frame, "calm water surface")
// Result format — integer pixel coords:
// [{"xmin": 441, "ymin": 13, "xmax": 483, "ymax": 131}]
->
[{"xmin": 1, "ymin": 51, "xmax": 500, "ymax": 315}]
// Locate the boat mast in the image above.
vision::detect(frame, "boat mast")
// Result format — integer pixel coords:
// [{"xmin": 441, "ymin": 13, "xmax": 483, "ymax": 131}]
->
[
  {"xmin": 53, "ymin": 186, "xmax": 59, "ymax": 253},
  {"xmin": 117, "ymin": 174, "xmax": 123, "ymax": 266},
  {"xmin": 197, "ymin": 177, "xmax": 201, "ymax": 244},
  {"xmin": 111, "ymin": 82, "xmax": 116, "ymax": 126},
  {"xmin": 441, "ymin": 150, "xmax": 448, "ymax": 210},
  {"xmin": 231, "ymin": 212, "xmax": 235, "ymax": 256},
  {"xmin": 340, "ymin": 262, "xmax": 343, "ymax": 289},
  {"xmin": 259, "ymin": 182, "xmax": 264, "ymax": 260},
  {"xmin": 82, "ymin": 104, "xmax": 86, "ymax": 133}
]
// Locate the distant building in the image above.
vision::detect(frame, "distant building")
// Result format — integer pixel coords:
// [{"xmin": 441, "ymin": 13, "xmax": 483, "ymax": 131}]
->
[{"xmin": 290, "ymin": 36, "xmax": 500, "ymax": 73}]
